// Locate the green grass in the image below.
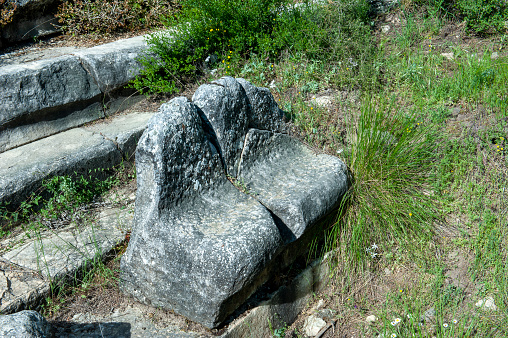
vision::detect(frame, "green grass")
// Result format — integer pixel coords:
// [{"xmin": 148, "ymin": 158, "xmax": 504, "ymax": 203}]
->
[{"xmin": 326, "ymin": 97, "xmax": 439, "ymax": 270}]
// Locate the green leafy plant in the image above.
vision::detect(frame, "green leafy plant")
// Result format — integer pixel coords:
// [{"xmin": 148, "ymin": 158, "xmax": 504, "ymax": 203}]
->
[
  {"xmin": 456, "ymin": 0, "xmax": 508, "ymax": 34},
  {"xmin": 132, "ymin": 0, "xmax": 377, "ymax": 95}
]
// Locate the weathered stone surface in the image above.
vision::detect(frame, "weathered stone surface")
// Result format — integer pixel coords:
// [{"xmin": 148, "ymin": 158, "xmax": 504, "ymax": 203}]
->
[
  {"xmin": 192, "ymin": 77, "xmax": 288, "ymax": 176},
  {"xmin": 85, "ymin": 112, "xmax": 154, "ymax": 159},
  {"xmin": 0, "ymin": 310, "xmax": 51, "ymax": 337},
  {"xmin": 3, "ymin": 208, "xmax": 128, "ymax": 282},
  {"xmin": 0, "ymin": 55, "xmax": 101, "ymax": 127},
  {"xmin": 236, "ymin": 78, "xmax": 287, "ymax": 134},
  {"xmin": 192, "ymin": 77, "xmax": 250, "ymax": 175},
  {"xmin": 303, "ymin": 315, "xmax": 327, "ymax": 337},
  {"xmin": 74, "ymin": 35, "xmax": 147, "ymax": 93},
  {"xmin": 0, "ymin": 102, "xmax": 104, "ymax": 153},
  {"xmin": 237, "ymin": 129, "xmax": 348, "ymax": 241},
  {"xmin": 0, "ymin": 201, "xmax": 133, "ymax": 314},
  {"xmin": 0, "ymin": 35, "xmax": 148, "ymax": 152},
  {"xmin": 223, "ymin": 257, "xmax": 331, "ymax": 338},
  {"xmin": 120, "ymin": 97, "xmax": 283, "ymax": 329},
  {"xmin": 0, "ymin": 55, "xmax": 103, "ymax": 152}
]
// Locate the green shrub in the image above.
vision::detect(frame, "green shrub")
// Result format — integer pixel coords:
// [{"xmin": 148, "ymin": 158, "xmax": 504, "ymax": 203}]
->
[
  {"xmin": 456, "ymin": 0, "xmax": 508, "ymax": 34},
  {"xmin": 56, "ymin": 0, "xmax": 177, "ymax": 35},
  {"xmin": 414, "ymin": 0, "xmax": 508, "ymax": 34},
  {"xmin": 132, "ymin": 0, "xmax": 377, "ymax": 95}
]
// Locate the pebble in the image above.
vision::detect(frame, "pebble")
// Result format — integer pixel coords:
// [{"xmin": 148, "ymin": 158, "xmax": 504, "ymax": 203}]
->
[
  {"xmin": 366, "ymin": 315, "xmax": 377, "ymax": 323},
  {"xmin": 475, "ymin": 296, "xmax": 497, "ymax": 311},
  {"xmin": 441, "ymin": 52, "xmax": 454, "ymax": 60},
  {"xmin": 303, "ymin": 315, "xmax": 327, "ymax": 337}
]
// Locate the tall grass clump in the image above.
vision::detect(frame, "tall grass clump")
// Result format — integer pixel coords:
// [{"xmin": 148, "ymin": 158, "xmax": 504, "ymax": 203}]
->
[{"xmin": 328, "ymin": 98, "xmax": 439, "ymax": 270}]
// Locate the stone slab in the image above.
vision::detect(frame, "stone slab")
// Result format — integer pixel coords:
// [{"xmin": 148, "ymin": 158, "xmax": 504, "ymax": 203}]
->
[
  {"xmin": 74, "ymin": 35, "xmax": 147, "ymax": 93},
  {"xmin": 0, "ymin": 55, "xmax": 101, "ymax": 127},
  {"xmin": 0, "ymin": 127, "xmax": 120, "ymax": 209},
  {"xmin": 0, "ymin": 203, "xmax": 133, "ymax": 314},
  {"xmin": 3, "ymin": 207, "xmax": 130, "ymax": 282},
  {"xmin": 85, "ymin": 112, "xmax": 154, "ymax": 159},
  {"xmin": 0, "ymin": 34, "xmax": 148, "ymax": 153}
]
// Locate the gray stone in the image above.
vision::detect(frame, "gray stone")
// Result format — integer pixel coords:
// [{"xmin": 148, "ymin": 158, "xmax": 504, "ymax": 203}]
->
[
  {"xmin": 74, "ymin": 35, "xmax": 147, "ymax": 93},
  {"xmin": 236, "ymin": 78, "xmax": 287, "ymax": 134},
  {"xmin": 85, "ymin": 112, "xmax": 154, "ymax": 159},
  {"xmin": 192, "ymin": 77, "xmax": 287, "ymax": 176},
  {"xmin": 0, "ymin": 102, "xmax": 105, "ymax": 153},
  {"xmin": 441, "ymin": 52, "xmax": 454, "ymax": 60},
  {"xmin": 237, "ymin": 129, "xmax": 348, "ymax": 241},
  {"xmin": 0, "ymin": 110, "xmax": 151, "ymax": 210},
  {"xmin": 223, "ymin": 257, "xmax": 331, "ymax": 338},
  {"xmin": 3, "ymin": 207, "xmax": 129, "ymax": 282},
  {"xmin": 0, "ymin": 310, "xmax": 50, "ymax": 338},
  {"xmin": 366, "ymin": 315, "xmax": 377, "ymax": 323},
  {"xmin": 0, "ymin": 35, "xmax": 149, "ymax": 152},
  {"xmin": 0, "ymin": 200, "xmax": 133, "ymax": 314},
  {"xmin": 421, "ymin": 307, "xmax": 435, "ymax": 322},
  {"xmin": 0, "ymin": 55, "xmax": 102, "ymax": 152},
  {"xmin": 192, "ymin": 77, "xmax": 250, "ymax": 175},
  {"xmin": 120, "ymin": 97, "xmax": 283, "ymax": 329},
  {"xmin": 475, "ymin": 296, "xmax": 497, "ymax": 311},
  {"xmin": 303, "ymin": 315, "xmax": 327, "ymax": 337},
  {"xmin": 0, "ymin": 55, "xmax": 101, "ymax": 127}
]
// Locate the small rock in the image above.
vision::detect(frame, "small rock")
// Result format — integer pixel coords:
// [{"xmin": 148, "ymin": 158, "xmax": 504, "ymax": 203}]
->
[
  {"xmin": 420, "ymin": 307, "xmax": 435, "ymax": 322},
  {"xmin": 451, "ymin": 107, "xmax": 461, "ymax": 117},
  {"xmin": 476, "ymin": 296, "xmax": 497, "ymax": 311},
  {"xmin": 491, "ymin": 52, "xmax": 499, "ymax": 60},
  {"xmin": 317, "ymin": 309, "xmax": 334, "ymax": 321},
  {"xmin": 303, "ymin": 315, "xmax": 327, "ymax": 337},
  {"xmin": 384, "ymin": 267, "xmax": 392, "ymax": 276},
  {"xmin": 312, "ymin": 299, "xmax": 325, "ymax": 311},
  {"xmin": 381, "ymin": 25, "xmax": 391, "ymax": 33},
  {"xmin": 366, "ymin": 315, "xmax": 377, "ymax": 323},
  {"xmin": 0, "ymin": 310, "xmax": 51, "ymax": 338},
  {"xmin": 441, "ymin": 52, "xmax": 454, "ymax": 60},
  {"xmin": 313, "ymin": 96, "xmax": 333, "ymax": 107},
  {"xmin": 205, "ymin": 54, "xmax": 218, "ymax": 66}
]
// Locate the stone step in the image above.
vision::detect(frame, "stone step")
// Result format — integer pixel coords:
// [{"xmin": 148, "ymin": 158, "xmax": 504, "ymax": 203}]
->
[
  {"xmin": 0, "ymin": 34, "xmax": 148, "ymax": 153},
  {"xmin": 0, "ymin": 196, "xmax": 134, "ymax": 314},
  {"xmin": 0, "ymin": 111, "xmax": 154, "ymax": 210}
]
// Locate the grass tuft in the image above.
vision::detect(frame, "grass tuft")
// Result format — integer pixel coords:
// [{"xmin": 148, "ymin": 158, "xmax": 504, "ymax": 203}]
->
[{"xmin": 328, "ymin": 97, "xmax": 439, "ymax": 270}]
